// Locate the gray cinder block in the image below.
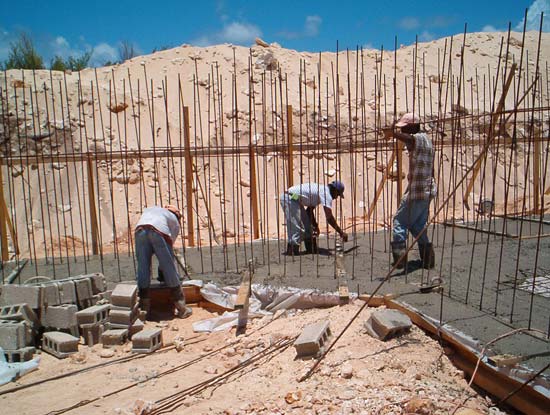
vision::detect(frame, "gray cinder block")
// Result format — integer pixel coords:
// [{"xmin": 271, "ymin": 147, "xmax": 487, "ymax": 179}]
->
[
  {"xmin": 364, "ymin": 309, "xmax": 412, "ymax": 341},
  {"xmin": 42, "ymin": 332, "xmax": 79, "ymax": 358},
  {"xmin": 294, "ymin": 321, "xmax": 331, "ymax": 358},
  {"xmin": 0, "ymin": 303, "xmax": 39, "ymax": 327},
  {"xmin": 101, "ymin": 329, "xmax": 128, "ymax": 347},
  {"xmin": 55, "ymin": 280, "xmax": 77, "ymax": 305},
  {"xmin": 41, "ymin": 304, "xmax": 78, "ymax": 329},
  {"xmin": 109, "ymin": 305, "xmax": 138, "ymax": 326},
  {"xmin": 3, "ymin": 346, "xmax": 36, "ymax": 363},
  {"xmin": 0, "ymin": 320, "xmax": 33, "ymax": 350},
  {"xmin": 39, "ymin": 283, "xmax": 61, "ymax": 307},
  {"xmin": 80, "ymin": 273, "xmax": 107, "ymax": 295},
  {"xmin": 74, "ymin": 279, "xmax": 94, "ymax": 309},
  {"xmin": 0, "ymin": 284, "xmax": 42, "ymax": 308},
  {"xmin": 132, "ymin": 328, "xmax": 162, "ymax": 353},
  {"xmin": 79, "ymin": 322, "xmax": 105, "ymax": 346},
  {"xmin": 111, "ymin": 284, "xmax": 138, "ymax": 308},
  {"xmin": 75, "ymin": 304, "xmax": 110, "ymax": 325}
]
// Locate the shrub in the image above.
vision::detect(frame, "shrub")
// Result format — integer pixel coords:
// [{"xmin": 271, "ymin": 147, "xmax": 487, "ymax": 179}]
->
[{"xmin": 4, "ymin": 33, "xmax": 44, "ymax": 70}]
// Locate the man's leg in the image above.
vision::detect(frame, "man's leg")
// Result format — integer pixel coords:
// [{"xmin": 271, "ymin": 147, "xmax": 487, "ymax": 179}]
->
[
  {"xmin": 280, "ymin": 194, "xmax": 302, "ymax": 255},
  {"xmin": 135, "ymin": 229, "xmax": 153, "ymax": 315},
  {"xmin": 409, "ymin": 200, "xmax": 435, "ymax": 269},
  {"xmin": 391, "ymin": 198, "xmax": 411, "ymax": 269},
  {"xmin": 150, "ymin": 232, "xmax": 192, "ymax": 319}
]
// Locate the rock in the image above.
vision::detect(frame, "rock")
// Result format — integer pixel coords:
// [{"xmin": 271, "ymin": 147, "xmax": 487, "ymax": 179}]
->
[
  {"xmin": 69, "ymin": 351, "xmax": 87, "ymax": 364},
  {"xmin": 340, "ymin": 363, "xmax": 353, "ymax": 379},
  {"xmin": 285, "ymin": 391, "xmax": 302, "ymax": 404},
  {"xmin": 452, "ymin": 104, "xmax": 469, "ymax": 115},
  {"xmin": 173, "ymin": 336, "xmax": 185, "ymax": 352},
  {"xmin": 131, "ymin": 399, "xmax": 156, "ymax": 415},
  {"xmin": 255, "ymin": 37, "xmax": 270, "ymax": 47},
  {"xmin": 338, "ymin": 389, "xmax": 355, "ymax": 401},
  {"xmin": 324, "ymin": 168, "xmax": 336, "ymax": 177},
  {"xmin": 204, "ymin": 365, "xmax": 218, "ymax": 374},
  {"xmin": 255, "ymin": 51, "xmax": 278, "ymax": 71},
  {"xmin": 11, "ymin": 165, "xmax": 24, "ymax": 178},
  {"xmin": 100, "ymin": 349, "xmax": 115, "ymax": 358},
  {"xmin": 224, "ymin": 347, "xmax": 238, "ymax": 357},
  {"xmin": 404, "ymin": 397, "xmax": 434, "ymax": 414},
  {"xmin": 240, "ymin": 179, "xmax": 250, "ymax": 187}
]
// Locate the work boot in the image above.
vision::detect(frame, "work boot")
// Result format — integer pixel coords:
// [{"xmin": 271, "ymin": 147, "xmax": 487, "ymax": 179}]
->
[
  {"xmin": 171, "ymin": 287, "xmax": 192, "ymax": 319},
  {"xmin": 304, "ymin": 238, "xmax": 318, "ymax": 254},
  {"xmin": 391, "ymin": 242, "xmax": 407, "ymax": 269},
  {"xmin": 138, "ymin": 288, "xmax": 151, "ymax": 320},
  {"xmin": 284, "ymin": 243, "xmax": 300, "ymax": 256},
  {"xmin": 419, "ymin": 243, "xmax": 435, "ymax": 269}
]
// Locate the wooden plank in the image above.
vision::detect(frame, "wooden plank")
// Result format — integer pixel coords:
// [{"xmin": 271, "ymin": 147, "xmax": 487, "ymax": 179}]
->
[
  {"xmin": 533, "ymin": 131, "xmax": 541, "ymax": 214},
  {"xmin": 235, "ymin": 269, "xmax": 252, "ymax": 310},
  {"xmin": 338, "ymin": 283, "xmax": 349, "ymax": 302},
  {"xmin": 198, "ymin": 300, "xmax": 232, "ymax": 314},
  {"xmin": 86, "ymin": 156, "xmax": 100, "ymax": 256},
  {"xmin": 463, "ymin": 64, "xmax": 517, "ymax": 209},
  {"xmin": 365, "ymin": 150, "xmax": 396, "ymax": 221},
  {"xmin": 396, "ymin": 140, "xmax": 404, "ymax": 201},
  {"xmin": 287, "ymin": 104, "xmax": 294, "ymax": 187},
  {"xmin": 0, "ymin": 165, "xmax": 19, "ymax": 257},
  {"xmin": 248, "ymin": 144, "xmax": 260, "ymax": 239},
  {"xmin": 183, "ymin": 106, "xmax": 195, "ymax": 247},
  {"xmin": 0, "ymin": 165, "xmax": 8, "ymax": 261}
]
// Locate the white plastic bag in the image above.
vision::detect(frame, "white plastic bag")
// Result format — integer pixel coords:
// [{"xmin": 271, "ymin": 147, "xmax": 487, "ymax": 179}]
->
[{"xmin": 0, "ymin": 347, "xmax": 40, "ymax": 386}]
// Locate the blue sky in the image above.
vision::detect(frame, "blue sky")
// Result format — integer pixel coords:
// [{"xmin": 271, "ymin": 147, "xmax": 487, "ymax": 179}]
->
[{"xmin": 0, "ymin": 0, "xmax": 548, "ymax": 66}]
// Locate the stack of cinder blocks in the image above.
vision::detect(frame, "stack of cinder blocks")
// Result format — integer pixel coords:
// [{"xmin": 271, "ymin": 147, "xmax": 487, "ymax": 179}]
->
[
  {"xmin": 109, "ymin": 283, "xmax": 144, "ymax": 339},
  {"xmin": 0, "ymin": 303, "xmax": 39, "ymax": 362},
  {"xmin": 0, "ymin": 273, "xmax": 109, "ymax": 360}
]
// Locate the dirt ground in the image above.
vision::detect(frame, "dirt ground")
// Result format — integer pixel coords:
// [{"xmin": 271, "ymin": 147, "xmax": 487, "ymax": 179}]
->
[{"xmin": 1, "ymin": 302, "xmax": 506, "ymax": 415}]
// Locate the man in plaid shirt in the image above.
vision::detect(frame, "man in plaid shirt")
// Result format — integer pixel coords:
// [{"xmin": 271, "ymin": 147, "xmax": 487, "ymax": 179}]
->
[{"xmin": 383, "ymin": 113, "xmax": 437, "ymax": 269}]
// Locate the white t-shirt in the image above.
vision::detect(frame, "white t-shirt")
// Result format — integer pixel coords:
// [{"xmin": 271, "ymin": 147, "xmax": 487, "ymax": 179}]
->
[
  {"xmin": 136, "ymin": 206, "xmax": 180, "ymax": 243},
  {"xmin": 287, "ymin": 183, "xmax": 333, "ymax": 208}
]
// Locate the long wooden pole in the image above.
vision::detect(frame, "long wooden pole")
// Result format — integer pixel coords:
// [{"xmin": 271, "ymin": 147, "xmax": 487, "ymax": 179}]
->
[
  {"xmin": 365, "ymin": 151, "xmax": 396, "ymax": 222},
  {"xmin": 86, "ymin": 156, "xmax": 100, "ymax": 255},
  {"xmin": 0, "ymin": 165, "xmax": 9, "ymax": 261},
  {"xmin": 533, "ymin": 130, "xmax": 541, "ymax": 214},
  {"xmin": 183, "ymin": 106, "xmax": 195, "ymax": 247},
  {"xmin": 463, "ymin": 63, "xmax": 517, "ymax": 208},
  {"xmin": 286, "ymin": 104, "xmax": 294, "ymax": 188}
]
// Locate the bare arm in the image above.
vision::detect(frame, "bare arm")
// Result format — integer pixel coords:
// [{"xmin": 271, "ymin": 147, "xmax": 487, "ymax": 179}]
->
[
  {"xmin": 382, "ymin": 128, "xmax": 415, "ymax": 148},
  {"xmin": 323, "ymin": 206, "xmax": 348, "ymax": 242}
]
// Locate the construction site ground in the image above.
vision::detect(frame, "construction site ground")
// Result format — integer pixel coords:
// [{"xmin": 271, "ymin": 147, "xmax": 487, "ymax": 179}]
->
[{"xmin": 2, "ymin": 219, "xmax": 550, "ymax": 414}]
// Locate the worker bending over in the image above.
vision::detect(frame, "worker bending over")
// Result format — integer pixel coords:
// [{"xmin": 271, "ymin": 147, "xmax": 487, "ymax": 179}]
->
[
  {"xmin": 135, "ymin": 205, "xmax": 192, "ymax": 319},
  {"xmin": 280, "ymin": 181, "xmax": 348, "ymax": 256}
]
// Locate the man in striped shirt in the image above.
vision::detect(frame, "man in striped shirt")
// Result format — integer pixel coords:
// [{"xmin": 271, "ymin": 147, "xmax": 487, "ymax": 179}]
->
[
  {"xmin": 280, "ymin": 181, "xmax": 348, "ymax": 255},
  {"xmin": 383, "ymin": 113, "xmax": 437, "ymax": 269}
]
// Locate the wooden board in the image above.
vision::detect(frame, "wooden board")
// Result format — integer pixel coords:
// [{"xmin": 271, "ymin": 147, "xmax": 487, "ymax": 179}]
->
[{"xmin": 235, "ymin": 270, "xmax": 252, "ymax": 310}]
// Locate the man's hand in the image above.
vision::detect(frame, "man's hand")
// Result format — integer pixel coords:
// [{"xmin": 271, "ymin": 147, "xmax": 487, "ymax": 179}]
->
[
  {"xmin": 382, "ymin": 127, "xmax": 394, "ymax": 140},
  {"xmin": 340, "ymin": 231, "xmax": 348, "ymax": 242}
]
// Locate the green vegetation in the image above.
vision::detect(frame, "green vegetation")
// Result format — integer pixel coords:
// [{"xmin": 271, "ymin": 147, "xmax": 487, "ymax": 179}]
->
[
  {"xmin": 50, "ymin": 50, "xmax": 93, "ymax": 71},
  {"xmin": 3, "ymin": 33, "xmax": 44, "ymax": 70},
  {"xmin": 118, "ymin": 40, "xmax": 137, "ymax": 62}
]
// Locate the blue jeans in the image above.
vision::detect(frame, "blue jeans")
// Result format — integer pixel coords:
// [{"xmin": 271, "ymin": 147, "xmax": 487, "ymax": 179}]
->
[
  {"xmin": 392, "ymin": 198, "xmax": 430, "ymax": 247},
  {"xmin": 280, "ymin": 194, "xmax": 312, "ymax": 246},
  {"xmin": 135, "ymin": 228, "xmax": 181, "ymax": 289}
]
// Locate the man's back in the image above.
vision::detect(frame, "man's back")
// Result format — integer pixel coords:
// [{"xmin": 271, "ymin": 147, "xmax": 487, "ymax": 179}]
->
[{"xmin": 287, "ymin": 183, "xmax": 333, "ymax": 208}]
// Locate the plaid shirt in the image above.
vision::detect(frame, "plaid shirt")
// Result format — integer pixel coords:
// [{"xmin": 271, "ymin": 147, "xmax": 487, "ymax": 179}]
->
[{"xmin": 406, "ymin": 133, "xmax": 437, "ymax": 201}]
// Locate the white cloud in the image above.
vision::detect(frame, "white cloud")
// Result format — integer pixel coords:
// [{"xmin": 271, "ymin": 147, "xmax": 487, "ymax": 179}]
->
[
  {"xmin": 192, "ymin": 21, "xmax": 262, "ymax": 46},
  {"xmin": 304, "ymin": 15, "xmax": 322, "ymax": 37},
  {"xmin": 279, "ymin": 15, "xmax": 323, "ymax": 39},
  {"xmin": 481, "ymin": 25, "xmax": 498, "ymax": 32},
  {"xmin": 419, "ymin": 31, "xmax": 435, "ymax": 41},
  {"xmin": 516, "ymin": 0, "xmax": 550, "ymax": 31},
  {"xmin": 90, "ymin": 42, "xmax": 118, "ymax": 66},
  {"xmin": 398, "ymin": 17, "xmax": 420, "ymax": 30}
]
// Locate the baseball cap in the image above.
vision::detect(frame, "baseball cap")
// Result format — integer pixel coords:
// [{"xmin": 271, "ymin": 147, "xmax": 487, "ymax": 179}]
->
[
  {"xmin": 165, "ymin": 205, "xmax": 182, "ymax": 220},
  {"xmin": 331, "ymin": 180, "xmax": 345, "ymax": 199},
  {"xmin": 395, "ymin": 112, "xmax": 421, "ymax": 127}
]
